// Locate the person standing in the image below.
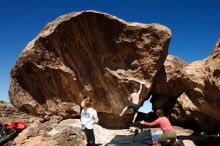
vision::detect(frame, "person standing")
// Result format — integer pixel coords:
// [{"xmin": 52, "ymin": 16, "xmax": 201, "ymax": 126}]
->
[
  {"xmin": 140, "ymin": 109, "xmax": 178, "ymax": 146},
  {"xmin": 81, "ymin": 97, "xmax": 99, "ymax": 146},
  {"xmin": 119, "ymin": 83, "xmax": 143, "ymax": 123}
]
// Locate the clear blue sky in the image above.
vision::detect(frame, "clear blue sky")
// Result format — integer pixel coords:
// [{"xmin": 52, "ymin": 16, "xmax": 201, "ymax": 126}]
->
[{"xmin": 1, "ymin": 0, "xmax": 220, "ymax": 102}]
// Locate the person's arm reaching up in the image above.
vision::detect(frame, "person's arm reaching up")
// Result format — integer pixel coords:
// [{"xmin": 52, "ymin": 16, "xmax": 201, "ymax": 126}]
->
[{"xmin": 137, "ymin": 83, "xmax": 143, "ymax": 95}]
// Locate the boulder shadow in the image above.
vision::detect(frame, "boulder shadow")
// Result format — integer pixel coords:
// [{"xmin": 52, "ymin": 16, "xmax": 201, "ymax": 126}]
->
[{"xmin": 177, "ymin": 132, "xmax": 220, "ymax": 146}]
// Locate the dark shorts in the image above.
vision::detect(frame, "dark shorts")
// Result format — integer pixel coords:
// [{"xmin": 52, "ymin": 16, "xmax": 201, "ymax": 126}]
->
[{"xmin": 128, "ymin": 103, "xmax": 139, "ymax": 113}]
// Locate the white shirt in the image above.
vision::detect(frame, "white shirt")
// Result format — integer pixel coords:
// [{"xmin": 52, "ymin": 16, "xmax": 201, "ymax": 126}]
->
[{"xmin": 81, "ymin": 107, "xmax": 99, "ymax": 129}]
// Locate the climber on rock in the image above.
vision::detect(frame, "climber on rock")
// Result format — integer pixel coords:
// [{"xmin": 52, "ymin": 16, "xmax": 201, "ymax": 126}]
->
[{"xmin": 119, "ymin": 82, "xmax": 143, "ymax": 123}]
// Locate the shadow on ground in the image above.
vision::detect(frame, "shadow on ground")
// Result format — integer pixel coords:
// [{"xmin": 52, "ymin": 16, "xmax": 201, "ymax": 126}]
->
[{"xmin": 178, "ymin": 132, "xmax": 220, "ymax": 146}]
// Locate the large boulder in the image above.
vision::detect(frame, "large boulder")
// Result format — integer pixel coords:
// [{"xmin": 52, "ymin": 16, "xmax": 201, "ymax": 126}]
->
[
  {"xmin": 150, "ymin": 55, "xmax": 188, "ymax": 111},
  {"xmin": 149, "ymin": 44, "xmax": 220, "ymax": 132},
  {"xmin": 171, "ymin": 92, "xmax": 220, "ymax": 132},
  {"xmin": 179, "ymin": 39, "xmax": 220, "ymax": 131},
  {"xmin": 0, "ymin": 101, "xmax": 36, "ymax": 124},
  {"xmin": 5, "ymin": 118, "xmax": 87, "ymax": 146},
  {"xmin": 9, "ymin": 11, "xmax": 171, "ymax": 128}
]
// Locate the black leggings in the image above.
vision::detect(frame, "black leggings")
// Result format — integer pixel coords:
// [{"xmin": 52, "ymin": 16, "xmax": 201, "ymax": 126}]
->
[{"xmin": 83, "ymin": 128, "xmax": 95, "ymax": 146}]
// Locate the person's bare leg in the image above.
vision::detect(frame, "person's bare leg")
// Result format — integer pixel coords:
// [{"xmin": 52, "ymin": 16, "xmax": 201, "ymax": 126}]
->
[
  {"xmin": 132, "ymin": 112, "xmax": 138, "ymax": 123},
  {"xmin": 119, "ymin": 106, "xmax": 128, "ymax": 116}
]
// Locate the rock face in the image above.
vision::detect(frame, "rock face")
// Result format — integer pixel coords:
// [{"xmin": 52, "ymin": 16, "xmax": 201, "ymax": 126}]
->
[
  {"xmin": 150, "ymin": 40, "xmax": 220, "ymax": 132},
  {"xmin": 178, "ymin": 39, "xmax": 220, "ymax": 131},
  {"xmin": 150, "ymin": 55, "xmax": 188, "ymax": 111},
  {"xmin": 0, "ymin": 101, "xmax": 36, "ymax": 124},
  {"xmin": 6, "ymin": 118, "xmax": 87, "ymax": 146},
  {"xmin": 9, "ymin": 11, "xmax": 171, "ymax": 127},
  {"xmin": 171, "ymin": 92, "xmax": 220, "ymax": 132}
]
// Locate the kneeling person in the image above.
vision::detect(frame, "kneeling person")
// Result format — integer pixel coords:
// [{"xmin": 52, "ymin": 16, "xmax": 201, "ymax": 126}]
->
[{"xmin": 140, "ymin": 109, "xmax": 178, "ymax": 146}]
